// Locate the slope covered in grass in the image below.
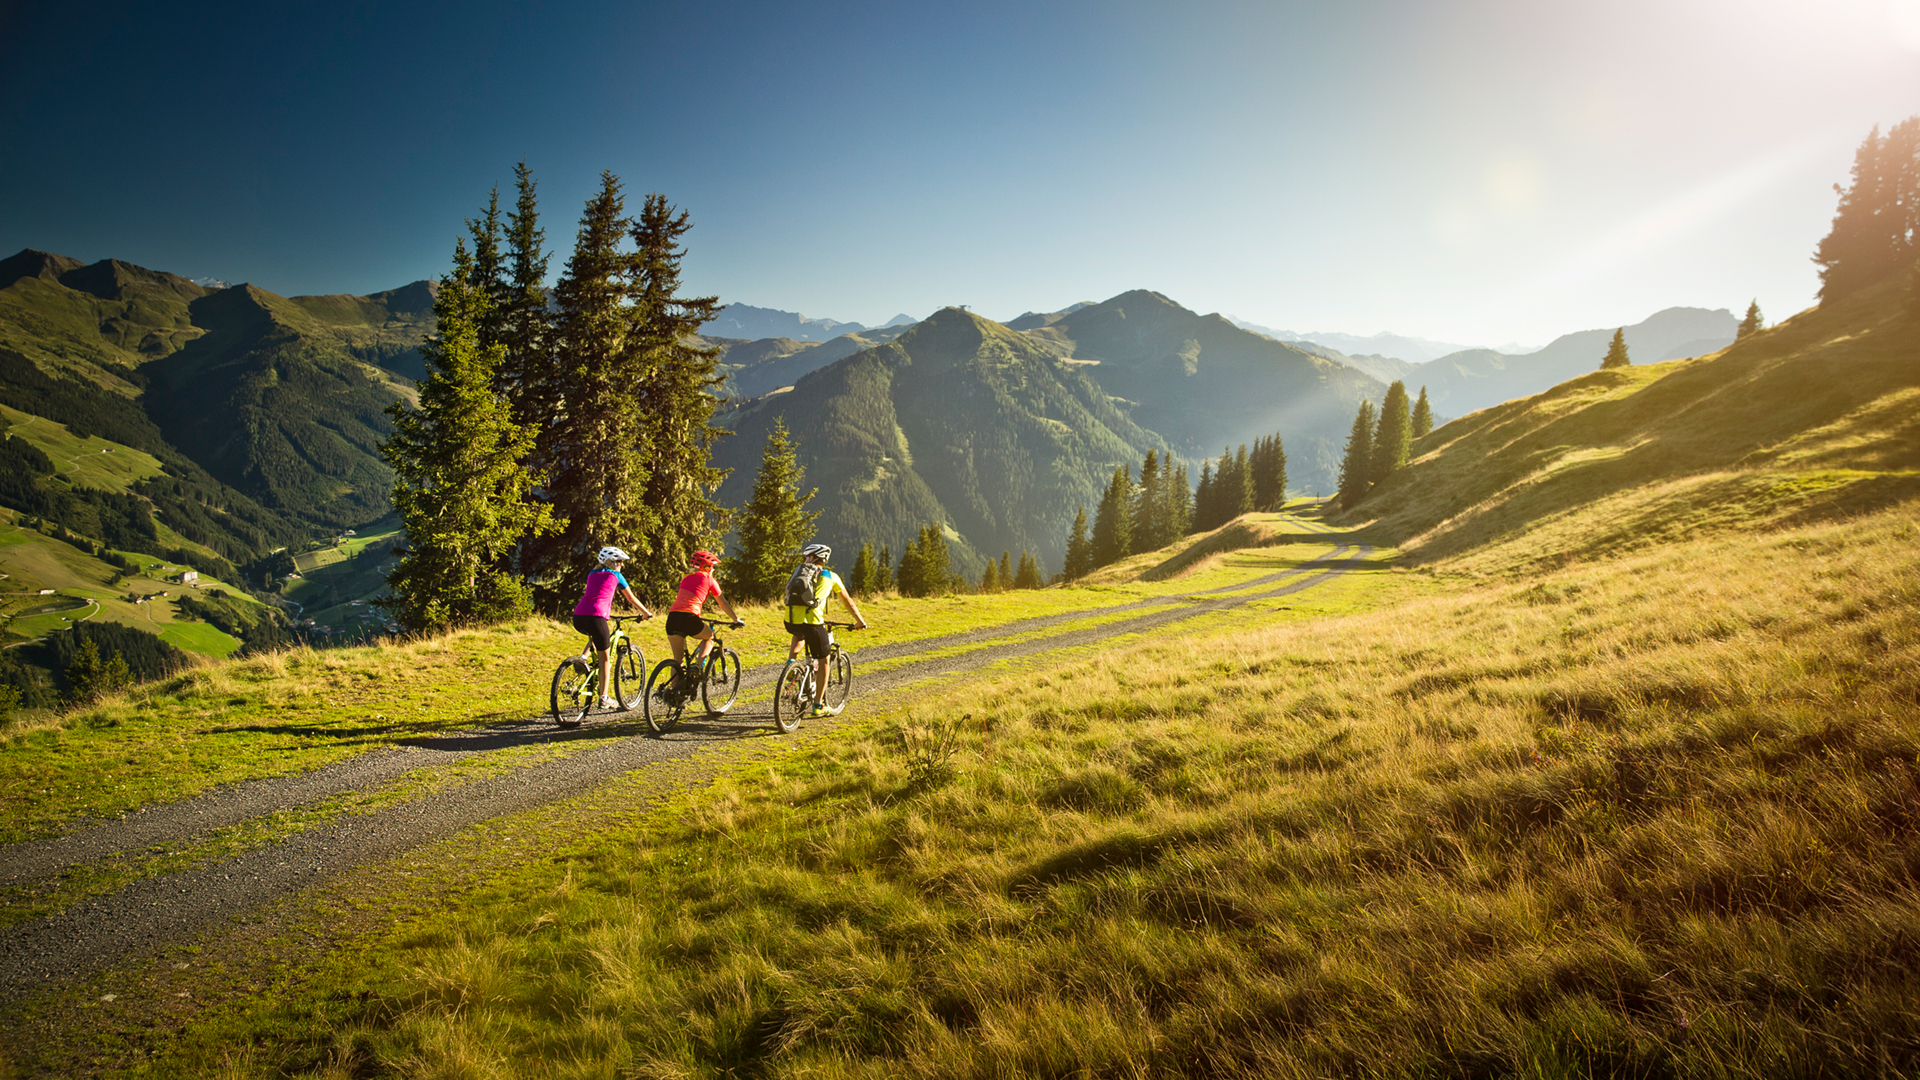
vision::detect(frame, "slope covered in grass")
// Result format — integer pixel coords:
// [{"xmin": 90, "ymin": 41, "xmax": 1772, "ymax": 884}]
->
[
  {"xmin": 158, "ymin": 497, "xmax": 1920, "ymax": 1078},
  {"xmin": 1352, "ymin": 275, "xmax": 1920, "ymax": 575}
]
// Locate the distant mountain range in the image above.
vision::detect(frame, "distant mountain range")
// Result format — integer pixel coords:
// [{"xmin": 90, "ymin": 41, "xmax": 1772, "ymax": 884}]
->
[
  {"xmin": 1227, "ymin": 321, "xmax": 1515, "ymax": 365},
  {"xmin": 702, "ymin": 303, "xmax": 917, "ymax": 342},
  {"xmin": 0, "ymin": 243, "xmax": 1746, "ymax": 592}
]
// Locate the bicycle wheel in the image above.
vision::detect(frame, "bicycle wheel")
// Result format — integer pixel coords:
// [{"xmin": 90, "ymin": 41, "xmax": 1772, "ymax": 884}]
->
[
  {"xmin": 820, "ymin": 648, "xmax": 852, "ymax": 713},
  {"xmin": 643, "ymin": 658, "xmax": 686, "ymax": 736},
  {"xmin": 702, "ymin": 647, "xmax": 741, "ymax": 715},
  {"xmin": 772, "ymin": 660, "xmax": 810, "ymax": 734},
  {"xmin": 550, "ymin": 657, "xmax": 593, "ymax": 728},
  {"xmin": 612, "ymin": 643, "xmax": 644, "ymax": 711}
]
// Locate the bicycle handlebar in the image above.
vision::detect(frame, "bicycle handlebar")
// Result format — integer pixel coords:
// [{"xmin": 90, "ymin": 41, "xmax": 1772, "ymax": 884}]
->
[{"xmin": 823, "ymin": 621, "xmax": 863, "ymax": 630}]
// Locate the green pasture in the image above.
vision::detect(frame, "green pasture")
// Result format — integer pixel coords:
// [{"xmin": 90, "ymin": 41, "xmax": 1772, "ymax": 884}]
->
[{"xmin": 0, "ymin": 403, "xmax": 166, "ymax": 493}]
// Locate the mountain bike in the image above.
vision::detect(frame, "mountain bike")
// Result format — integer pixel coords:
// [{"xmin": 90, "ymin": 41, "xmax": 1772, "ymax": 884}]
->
[
  {"xmin": 643, "ymin": 616, "xmax": 744, "ymax": 736},
  {"xmin": 773, "ymin": 621, "xmax": 856, "ymax": 734},
  {"xmin": 550, "ymin": 615, "xmax": 646, "ymax": 728}
]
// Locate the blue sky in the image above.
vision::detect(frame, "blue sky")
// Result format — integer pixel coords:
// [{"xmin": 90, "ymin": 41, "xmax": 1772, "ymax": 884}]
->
[{"xmin": 2, "ymin": 0, "xmax": 1915, "ymax": 346}]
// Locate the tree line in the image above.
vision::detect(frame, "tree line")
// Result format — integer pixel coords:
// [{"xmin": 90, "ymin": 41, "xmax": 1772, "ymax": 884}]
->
[
  {"xmin": 1058, "ymin": 435, "xmax": 1287, "ymax": 580},
  {"xmin": 1335, "ymin": 381, "xmax": 1431, "ymax": 509}
]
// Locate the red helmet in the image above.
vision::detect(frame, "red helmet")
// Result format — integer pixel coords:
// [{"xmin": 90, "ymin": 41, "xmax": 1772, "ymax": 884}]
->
[{"xmin": 691, "ymin": 549, "xmax": 720, "ymax": 570}]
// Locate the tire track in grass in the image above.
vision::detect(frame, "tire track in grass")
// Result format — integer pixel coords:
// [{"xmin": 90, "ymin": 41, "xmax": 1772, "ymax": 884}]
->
[{"xmin": 0, "ymin": 535, "xmax": 1374, "ymax": 1002}]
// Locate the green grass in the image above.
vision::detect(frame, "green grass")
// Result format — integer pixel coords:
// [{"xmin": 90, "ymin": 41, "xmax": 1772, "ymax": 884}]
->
[
  {"xmin": 104, "ymin": 497, "xmax": 1920, "ymax": 1079},
  {"xmin": 0, "ymin": 404, "xmax": 167, "ymax": 492}
]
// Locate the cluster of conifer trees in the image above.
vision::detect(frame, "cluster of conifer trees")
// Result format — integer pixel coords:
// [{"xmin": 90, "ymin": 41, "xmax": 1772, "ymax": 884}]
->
[
  {"xmin": 1060, "ymin": 435, "xmax": 1287, "ymax": 580},
  {"xmin": 1336, "ymin": 381, "xmax": 1432, "ymax": 509},
  {"xmin": 1815, "ymin": 117, "xmax": 1920, "ymax": 305},
  {"xmin": 381, "ymin": 166, "xmax": 730, "ymax": 628}
]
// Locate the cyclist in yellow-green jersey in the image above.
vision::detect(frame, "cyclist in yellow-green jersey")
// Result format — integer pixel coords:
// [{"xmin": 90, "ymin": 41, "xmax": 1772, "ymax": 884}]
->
[{"xmin": 782, "ymin": 543, "xmax": 867, "ymax": 717}]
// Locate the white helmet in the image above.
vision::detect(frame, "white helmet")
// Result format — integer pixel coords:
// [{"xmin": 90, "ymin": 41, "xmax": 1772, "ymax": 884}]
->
[
  {"xmin": 597, "ymin": 546, "xmax": 629, "ymax": 565},
  {"xmin": 802, "ymin": 543, "xmax": 831, "ymax": 562}
]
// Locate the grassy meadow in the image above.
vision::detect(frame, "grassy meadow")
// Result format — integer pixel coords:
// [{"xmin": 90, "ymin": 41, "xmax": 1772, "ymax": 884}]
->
[
  {"xmin": 7, "ymin": 285, "xmax": 1919, "ymax": 1077},
  {"xmin": 111, "ymin": 495, "xmax": 1920, "ymax": 1079}
]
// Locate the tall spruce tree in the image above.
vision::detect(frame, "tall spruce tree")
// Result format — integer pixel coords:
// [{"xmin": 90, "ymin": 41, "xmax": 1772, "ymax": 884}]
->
[
  {"xmin": 381, "ymin": 240, "xmax": 555, "ymax": 630},
  {"xmin": 1063, "ymin": 505, "xmax": 1093, "ymax": 580},
  {"xmin": 730, "ymin": 418, "xmax": 819, "ymax": 603},
  {"xmin": 1250, "ymin": 434, "xmax": 1287, "ymax": 510},
  {"xmin": 875, "ymin": 544, "xmax": 894, "ymax": 593},
  {"xmin": 1131, "ymin": 449, "xmax": 1164, "ymax": 554},
  {"xmin": 627, "ymin": 193, "xmax": 729, "ymax": 598},
  {"xmin": 1090, "ymin": 465, "xmax": 1133, "ymax": 568},
  {"xmin": 1369, "ymin": 380, "xmax": 1413, "ymax": 484},
  {"xmin": 896, "ymin": 524, "xmax": 952, "ymax": 598},
  {"xmin": 850, "ymin": 542, "xmax": 878, "ymax": 596},
  {"xmin": 978, "ymin": 558, "xmax": 1000, "ymax": 593},
  {"xmin": 498, "ymin": 163, "xmax": 554, "ymax": 430},
  {"xmin": 1600, "ymin": 328, "xmax": 1631, "ymax": 370},
  {"xmin": 517, "ymin": 173, "xmax": 645, "ymax": 603},
  {"xmin": 1336, "ymin": 399, "xmax": 1377, "ymax": 509},
  {"xmin": 1737, "ymin": 300, "xmax": 1765, "ymax": 339},
  {"xmin": 1226, "ymin": 445, "xmax": 1253, "ymax": 519},
  {"xmin": 998, "ymin": 550, "xmax": 1013, "ymax": 589},
  {"xmin": 1814, "ymin": 118, "xmax": 1920, "ymax": 304},
  {"xmin": 1192, "ymin": 462, "xmax": 1215, "ymax": 531},
  {"xmin": 1411, "ymin": 386, "xmax": 1434, "ymax": 439},
  {"xmin": 1014, "ymin": 551, "xmax": 1043, "ymax": 589},
  {"xmin": 467, "ymin": 189, "xmax": 508, "ymax": 327},
  {"xmin": 1163, "ymin": 462, "xmax": 1191, "ymax": 538}
]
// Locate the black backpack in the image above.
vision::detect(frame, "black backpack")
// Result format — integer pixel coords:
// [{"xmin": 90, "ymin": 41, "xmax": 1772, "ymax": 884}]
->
[{"xmin": 785, "ymin": 563, "xmax": 823, "ymax": 608}]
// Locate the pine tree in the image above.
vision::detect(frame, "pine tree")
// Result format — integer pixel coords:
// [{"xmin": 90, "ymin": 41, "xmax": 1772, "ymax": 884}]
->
[
  {"xmin": 730, "ymin": 418, "xmax": 819, "ymax": 602},
  {"xmin": 1131, "ymin": 449, "xmax": 1163, "ymax": 554},
  {"xmin": 1249, "ymin": 434, "xmax": 1287, "ymax": 511},
  {"xmin": 517, "ymin": 173, "xmax": 646, "ymax": 603},
  {"xmin": 1599, "ymin": 328, "xmax": 1631, "ymax": 370},
  {"xmin": 381, "ymin": 239, "xmax": 556, "ymax": 630},
  {"xmin": 1163, "ymin": 463, "xmax": 1191, "ymax": 538},
  {"xmin": 467, "ymin": 188, "xmax": 508, "ymax": 327},
  {"xmin": 998, "ymin": 550, "xmax": 1013, "ymax": 590},
  {"xmin": 850, "ymin": 542, "xmax": 877, "ymax": 596},
  {"xmin": 626, "ymin": 193, "xmax": 728, "ymax": 598},
  {"xmin": 978, "ymin": 557, "xmax": 1000, "ymax": 593},
  {"xmin": 1814, "ymin": 118, "xmax": 1920, "ymax": 304},
  {"xmin": 1063, "ymin": 505, "xmax": 1093, "ymax": 580},
  {"xmin": 1014, "ymin": 550, "xmax": 1043, "ymax": 589},
  {"xmin": 1090, "ymin": 465, "xmax": 1133, "ymax": 568},
  {"xmin": 1737, "ymin": 300, "xmax": 1765, "ymax": 339},
  {"xmin": 1225, "ymin": 445, "xmax": 1253, "ymax": 520},
  {"xmin": 1192, "ymin": 462, "xmax": 1215, "ymax": 531},
  {"xmin": 875, "ymin": 544, "xmax": 894, "ymax": 593},
  {"xmin": 498, "ymin": 162, "xmax": 554, "ymax": 430},
  {"xmin": 1411, "ymin": 386, "xmax": 1433, "ymax": 439},
  {"xmin": 1369, "ymin": 380, "xmax": 1413, "ymax": 484},
  {"xmin": 1336, "ymin": 400, "xmax": 1377, "ymax": 509},
  {"xmin": 896, "ymin": 524, "xmax": 953, "ymax": 598},
  {"xmin": 65, "ymin": 638, "xmax": 131, "ymax": 703}
]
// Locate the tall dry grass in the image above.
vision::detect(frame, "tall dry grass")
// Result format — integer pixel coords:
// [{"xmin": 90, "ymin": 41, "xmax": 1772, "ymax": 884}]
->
[{"xmin": 220, "ymin": 500, "xmax": 1920, "ymax": 1078}]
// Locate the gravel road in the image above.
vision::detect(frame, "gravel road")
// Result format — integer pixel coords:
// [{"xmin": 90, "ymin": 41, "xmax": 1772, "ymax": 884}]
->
[{"xmin": 0, "ymin": 540, "xmax": 1372, "ymax": 1002}]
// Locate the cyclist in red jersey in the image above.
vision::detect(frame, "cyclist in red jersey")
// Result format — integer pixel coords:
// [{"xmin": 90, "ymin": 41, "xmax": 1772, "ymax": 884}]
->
[{"xmin": 663, "ymin": 549, "xmax": 741, "ymax": 693}]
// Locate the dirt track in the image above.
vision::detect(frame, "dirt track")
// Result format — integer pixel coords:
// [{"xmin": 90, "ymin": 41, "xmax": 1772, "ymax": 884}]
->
[{"xmin": 0, "ymin": 539, "xmax": 1374, "ymax": 1006}]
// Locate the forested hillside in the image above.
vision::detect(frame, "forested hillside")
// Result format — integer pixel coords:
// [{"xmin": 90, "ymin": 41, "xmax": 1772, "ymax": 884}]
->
[
  {"xmin": 714, "ymin": 307, "xmax": 1167, "ymax": 575},
  {"xmin": 0, "ymin": 248, "xmax": 433, "ymax": 533}
]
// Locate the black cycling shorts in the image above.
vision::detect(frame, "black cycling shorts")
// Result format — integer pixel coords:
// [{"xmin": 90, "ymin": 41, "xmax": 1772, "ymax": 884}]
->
[
  {"xmin": 785, "ymin": 622, "xmax": 831, "ymax": 660},
  {"xmin": 665, "ymin": 610, "xmax": 709, "ymax": 638},
  {"xmin": 571, "ymin": 614, "xmax": 612, "ymax": 652}
]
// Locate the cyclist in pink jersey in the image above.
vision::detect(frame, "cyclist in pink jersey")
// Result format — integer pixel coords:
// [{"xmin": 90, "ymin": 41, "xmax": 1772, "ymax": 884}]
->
[
  {"xmin": 663, "ymin": 549, "xmax": 741, "ymax": 693},
  {"xmin": 572, "ymin": 546, "xmax": 653, "ymax": 708}
]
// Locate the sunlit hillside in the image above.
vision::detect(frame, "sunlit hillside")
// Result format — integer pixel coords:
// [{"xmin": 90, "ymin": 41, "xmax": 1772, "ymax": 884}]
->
[{"xmin": 1349, "ymin": 273, "xmax": 1920, "ymax": 575}]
